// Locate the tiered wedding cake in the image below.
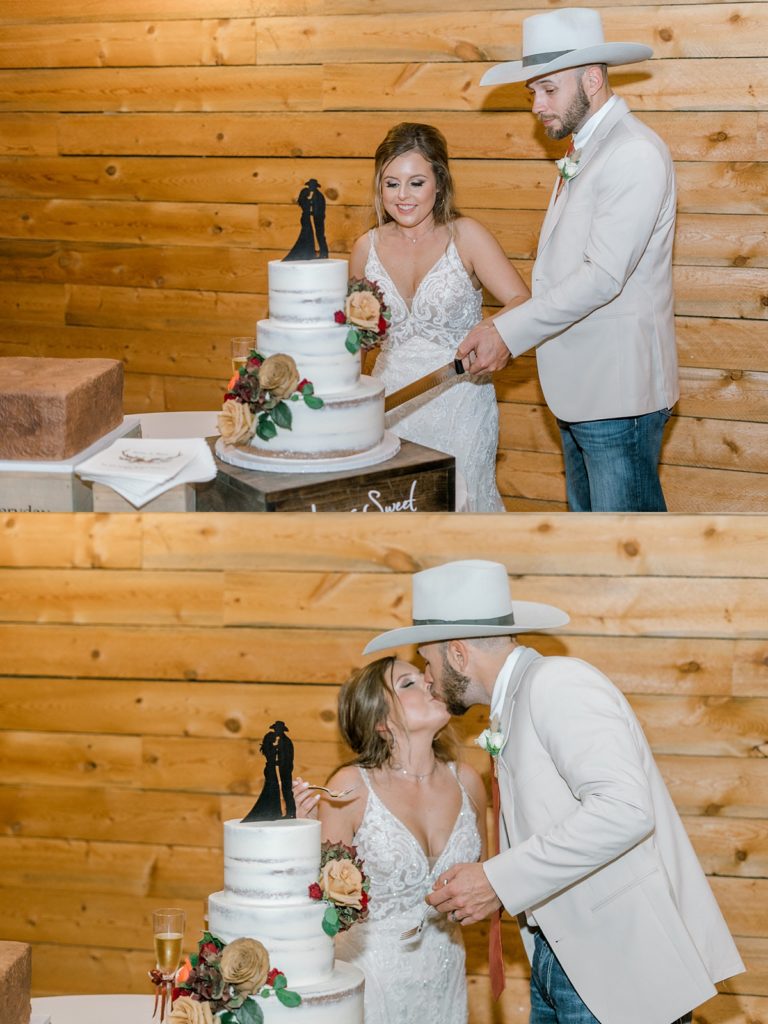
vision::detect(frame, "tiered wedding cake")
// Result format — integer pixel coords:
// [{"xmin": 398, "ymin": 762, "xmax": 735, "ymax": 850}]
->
[
  {"xmin": 208, "ymin": 819, "xmax": 364, "ymax": 1022},
  {"xmin": 251, "ymin": 259, "xmax": 385, "ymax": 459}
]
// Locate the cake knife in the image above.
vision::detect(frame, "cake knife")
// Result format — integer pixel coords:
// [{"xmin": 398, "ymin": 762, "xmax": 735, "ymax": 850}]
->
[{"xmin": 384, "ymin": 358, "xmax": 466, "ymax": 412}]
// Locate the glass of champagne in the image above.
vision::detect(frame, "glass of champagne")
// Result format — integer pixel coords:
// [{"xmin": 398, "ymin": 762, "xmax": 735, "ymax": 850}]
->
[
  {"xmin": 152, "ymin": 908, "xmax": 184, "ymax": 1021},
  {"xmin": 153, "ymin": 907, "xmax": 185, "ymax": 979},
  {"xmin": 231, "ymin": 337, "xmax": 254, "ymax": 377}
]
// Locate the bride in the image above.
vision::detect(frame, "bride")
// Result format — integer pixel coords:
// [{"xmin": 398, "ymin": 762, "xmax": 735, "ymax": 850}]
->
[
  {"xmin": 293, "ymin": 656, "xmax": 486, "ymax": 1024},
  {"xmin": 350, "ymin": 122, "xmax": 530, "ymax": 512}
]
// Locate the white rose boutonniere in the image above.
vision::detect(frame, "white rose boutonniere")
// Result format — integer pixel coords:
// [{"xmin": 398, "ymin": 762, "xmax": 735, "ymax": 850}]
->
[
  {"xmin": 475, "ymin": 726, "xmax": 505, "ymax": 759},
  {"xmin": 555, "ymin": 150, "xmax": 581, "ymax": 182}
]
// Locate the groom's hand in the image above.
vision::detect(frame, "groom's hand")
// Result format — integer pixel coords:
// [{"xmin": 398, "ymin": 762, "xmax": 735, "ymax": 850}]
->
[
  {"xmin": 456, "ymin": 319, "xmax": 511, "ymax": 374},
  {"xmin": 426, "ymin": 862, "xmax": 502, "ymax": 926}
]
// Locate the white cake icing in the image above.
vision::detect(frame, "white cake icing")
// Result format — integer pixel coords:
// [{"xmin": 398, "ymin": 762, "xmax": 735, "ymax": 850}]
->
[
  {"xmin": 252, "ymin": 259, "xmax": 385, "ymax": 459},
  {"xmin": 208, "ymin": 819, "xmax": 364, "ymax": 1023}
]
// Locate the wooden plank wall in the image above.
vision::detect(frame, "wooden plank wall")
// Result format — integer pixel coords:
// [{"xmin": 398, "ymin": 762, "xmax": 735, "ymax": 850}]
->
[
  {"xmin": 0, "ymin": 1, "xmax": 765, "ymax": 510},
  {"xmin": 0, "ymin": 512, "xmax": 765, "ymax": 1023}
]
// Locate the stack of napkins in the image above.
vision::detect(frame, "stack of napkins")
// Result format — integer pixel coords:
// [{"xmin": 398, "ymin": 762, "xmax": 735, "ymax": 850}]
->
[{"xmin": 76, "ymin": 438, "xmax": 217, "ymax": 508}]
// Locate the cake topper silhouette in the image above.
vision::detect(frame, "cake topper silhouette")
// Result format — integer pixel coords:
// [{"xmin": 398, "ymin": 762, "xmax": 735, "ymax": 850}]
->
[
  {"xmin": 241, "ymin": 720, "xmax": 296, "ymax": 821},
  {"xmin": 283, "ymin": 179, "xmax": 329, "ymax": 261}
]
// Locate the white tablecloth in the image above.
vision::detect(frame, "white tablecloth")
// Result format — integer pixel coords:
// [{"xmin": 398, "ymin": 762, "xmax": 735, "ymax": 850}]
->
[{"xmin": 31, "ymin": 993, "xmax": 155, "ymax": 1024}]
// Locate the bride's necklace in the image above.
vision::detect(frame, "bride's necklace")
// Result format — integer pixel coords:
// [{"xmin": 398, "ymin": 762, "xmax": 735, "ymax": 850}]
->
[
  {"xmin": 395, "ymin": 222, "xmax": 435, "ymax": 246},
  {"xmin": 390, "ymin": 760, "xmax": 437, "ymax": 781}
]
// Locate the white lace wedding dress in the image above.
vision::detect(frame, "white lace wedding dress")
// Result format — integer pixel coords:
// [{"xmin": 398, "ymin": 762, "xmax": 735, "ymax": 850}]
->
[
  {"xmin": 335, "ymin": 764, "xmax": 482, "ymax": 1024},
  {"xmin": 365, "ymin": 229, "xmax": 505, "ymax": 512}
]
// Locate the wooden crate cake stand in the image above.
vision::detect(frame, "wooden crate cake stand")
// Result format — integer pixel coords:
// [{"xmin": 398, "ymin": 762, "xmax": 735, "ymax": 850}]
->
[{"xmin": 198, "ymin": 439, "xmax": 455, "ymax": 512}]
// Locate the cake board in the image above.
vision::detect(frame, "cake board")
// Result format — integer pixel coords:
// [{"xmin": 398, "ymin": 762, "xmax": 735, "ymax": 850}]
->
[{"xmin": 197, "ymin": 438, "xmax": 456, "ymax": 512}]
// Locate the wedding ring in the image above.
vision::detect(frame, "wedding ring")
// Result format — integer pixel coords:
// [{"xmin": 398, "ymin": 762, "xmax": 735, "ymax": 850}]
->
[{"xmin": 450, "ymin": 910, "xmax": 458, "ymax": 922}]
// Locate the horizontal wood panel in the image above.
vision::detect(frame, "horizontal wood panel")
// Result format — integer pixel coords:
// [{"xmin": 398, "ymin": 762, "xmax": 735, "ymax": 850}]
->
[
  {"xmin": 496, "ymin": 449, "xmax": 768, "ymax": 512},
  {"xmin": 0, "ymin": 513, "xmax": 765, "ymax": 576},
  {"xmin": 499, "ymin": 404, "xmax": 768, "ymax": 475},
  {"xmin": 0, "ymin": 60, "xmax": 764, "ymax": 115},
  {"xmin": 1, "ymin": 679, "xmax": 766, "ymax": 758},
  {"xmin": 4, "ymin": 201, "xmax": 765, "ymax": 268},
  {"xmin": 0, "ymin": 569, "xmax": 765, "ymax": 634},
  {"xmin": 1, "ymin": 317, "xmax": 764, "ymax": 384},
  {"xmin": 49, "ymin": 110, "xmax": 766, "ymax": 163},
  {"xmin": 0, "ymin": 66, "xmax": 323, "ymax": 113},
  {"xmin": 258, "ymin": 5, "xmax": 768, "ymax": 65},
  {"xmin": 0, "ymin": 3, "xmax": 317, "ymax": 20},
  {"xmin": 0, "ymin": 19, "xmax": 256, "ymax": 69},
  {"xmin": 1, "ymin": 159, "xmax": 764, "ymax": 217},
  {"xmin": 322, "ymin": 59, "xmax": 768, "ymax": 113},
  {"xmin": 0, "ymin": 626, "xmax": 766, "ymax": 698}
]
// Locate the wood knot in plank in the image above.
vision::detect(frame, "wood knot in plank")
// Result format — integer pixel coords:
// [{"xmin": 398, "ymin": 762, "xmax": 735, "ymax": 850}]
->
[
  {"xmin": 678, "ymin": 660, "xmax": 701, "ymax": 674},
  {"xmin": 224, "ymin": 717, "xmax": 241, "ymax": 734},
  {"xmin": 454, "ymin": 41, "xmax": 487, "ymax": 62},
  {"xmin": 657, "ymin": 28, "xmax": 673, "ymax": 42},
  {"xmin": 622, "ymin": 540, "xmax": 640, "ymax": 557}
]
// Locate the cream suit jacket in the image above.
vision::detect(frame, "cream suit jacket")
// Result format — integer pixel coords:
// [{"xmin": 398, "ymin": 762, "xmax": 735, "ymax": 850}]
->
[
  {"xmin": 483, "ymin": 648, "xmax": 743, "ymax": 1024},
  {"xmin": 493, "ymin": 98, "xmax": 679, "ymax": 422}
]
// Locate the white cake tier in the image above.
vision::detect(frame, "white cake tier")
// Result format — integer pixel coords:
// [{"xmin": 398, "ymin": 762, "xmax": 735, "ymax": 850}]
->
[
  {"xmin": 258, "ymin": 962, "xmax": 364, "ymax": 1023},
  {"xmin": 268, "ymin": 259, "xmax": 348, "ymax": 325},
  {"xmin": 250, "ymin": 376, "xmax": 385, "ymax": 459},
  {"xmin": 221, "ymin": 819, "xmax": 319, "ymax": 899},
  {"xmin": 208, "ymin": 890, "xmax": 334, "ymax": 987},
  {"xmin": 256, "ymin": 319, "xmax": 358, "ymax": 395}
]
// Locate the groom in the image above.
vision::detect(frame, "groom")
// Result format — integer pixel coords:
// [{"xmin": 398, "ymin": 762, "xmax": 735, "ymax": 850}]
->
[
  {"xmin": 458, "ymin": 9, "xmax": 679, "ymax": 511},
  {"xmin": 364, "ymin": 560, "xmax": 743, "ymax": 1024}
]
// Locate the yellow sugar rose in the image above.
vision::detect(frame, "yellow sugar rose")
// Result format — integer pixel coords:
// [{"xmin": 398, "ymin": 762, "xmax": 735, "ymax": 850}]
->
[
  {"xmin": 346, "ymin": 290, "xmax": 381, "ymax": 331},
  {"xmin": 220, "ymin": 937, "xmax": 270, "ymax": 996},
  {"xmin": 169, "ymin": 996, "xmax": 214, "ymax": 1024},
  {"xmin": 320, "ymin": 858, "xmax": 364, "ymax": 909},
  {"xmin": 258, "ymin": 354, "xmax": 300, "ymax": 400},
  {"xmin": 218, "ymin": 400, "xmax": 255, "ymax": 446}
]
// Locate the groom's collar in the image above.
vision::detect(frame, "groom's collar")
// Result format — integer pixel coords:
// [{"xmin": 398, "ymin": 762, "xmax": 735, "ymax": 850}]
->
[
  {"xmin": 573, "ymin": 93, "xmax": 619, "ymax": 151},
  {"xmin": 489, "ymin": 646, "xmax": 527, "ymax": 721}
]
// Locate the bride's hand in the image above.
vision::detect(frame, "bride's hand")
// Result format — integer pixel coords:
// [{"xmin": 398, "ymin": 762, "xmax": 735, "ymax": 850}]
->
[{"xmin": 292, "ymin": 777, "xmax": 321, "ymax": 820}]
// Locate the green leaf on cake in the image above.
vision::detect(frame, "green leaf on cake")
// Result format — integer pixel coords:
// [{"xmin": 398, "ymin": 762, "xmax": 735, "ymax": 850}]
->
[
  {"xmin": 277, "ymin": 988, "xmax": 302, "ymax": 1008},
  {"xmin": 272, "ymin": 401, "xmax": 293, "ymax": 430},
  {"xmin": 322, "ymin": 905, "xmax": 340, "ymax": 936},
  {"xmin": 303, "ymin": 394, "xmax": 324, "ymax": 410},
  {"xmin": 236, "ymin": 997, "xmax": 265, "ymax": 1024},
  {"xmin": 345, "ymin": 328, "xmax": 361, "ymax": 355},
  {"xmin": 256, "ymin": 413, "xmax": 277, "ymax": 441}
]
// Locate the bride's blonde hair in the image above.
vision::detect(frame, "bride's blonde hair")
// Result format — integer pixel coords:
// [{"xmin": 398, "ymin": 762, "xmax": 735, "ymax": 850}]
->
[
  {"xmin": 372, "ymin": 123, "xmax": 460, "ymax": 228},
  {"xmin": 337, "ymin": 656, "xmax": 457, "ymax": 770}
]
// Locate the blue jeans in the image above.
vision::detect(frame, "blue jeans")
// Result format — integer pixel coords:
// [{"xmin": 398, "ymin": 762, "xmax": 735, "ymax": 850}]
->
[
  {"xmin": 557, "ymin": 410, "xmax": 671, "ymax": 511},
  {"xmin": 530, "ymin": 931, "xmax": 693, "ymax": 1024}
]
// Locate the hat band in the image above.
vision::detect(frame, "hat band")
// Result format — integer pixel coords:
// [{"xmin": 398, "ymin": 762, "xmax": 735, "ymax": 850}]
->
[
  {"xmin": 522, "ymin": 48, "xmax": 575, "ymax": 67},
  {"xmin": 412, "ymin": 612, "xmax": 516, "ymax": 627}
]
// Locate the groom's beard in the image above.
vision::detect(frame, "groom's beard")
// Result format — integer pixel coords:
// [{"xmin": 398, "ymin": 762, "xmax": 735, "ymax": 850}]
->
[
  {"xmin": 439, "ymin": 657, "xmax": 473, "ymax": 716},
  {"xmin": 541, "ymin": 79, "xmax": 591, "ymax": 140}
]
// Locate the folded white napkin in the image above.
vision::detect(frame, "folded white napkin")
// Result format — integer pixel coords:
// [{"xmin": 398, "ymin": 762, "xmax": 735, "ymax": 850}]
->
[{"xmin": 76, "ymin": 438, "xmax": 217, "ymax": 508}]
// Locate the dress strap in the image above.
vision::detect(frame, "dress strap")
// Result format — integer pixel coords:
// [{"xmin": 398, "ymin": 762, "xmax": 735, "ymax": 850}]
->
[{"xmin": 357, "ymin": 765, "xmax": 374, "ymax": 793}]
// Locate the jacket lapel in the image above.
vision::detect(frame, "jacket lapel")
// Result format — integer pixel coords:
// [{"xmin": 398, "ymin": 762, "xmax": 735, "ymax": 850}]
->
[{"xmin": 537, "ymin": 97, "xmax": 631, "ymax": 256}]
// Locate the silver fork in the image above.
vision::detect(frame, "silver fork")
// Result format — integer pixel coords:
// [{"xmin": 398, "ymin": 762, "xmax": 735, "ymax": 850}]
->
[
  {"xmin": 400, "ymin": 906, "xmax": 434, "ymax": 940},
  {"xmin": 303, "ymin": 784, "xmax": 358, "ymax": 800}
]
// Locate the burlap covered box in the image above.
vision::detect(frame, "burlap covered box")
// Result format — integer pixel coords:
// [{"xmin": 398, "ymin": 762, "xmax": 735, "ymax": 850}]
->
[
  {"xmin": 0, "ymin": 357, "xmax": 123, "ymax": 460},
  {"xmin": 0, "ymin": 941, "xmax": 31, "ymax": 1024}
]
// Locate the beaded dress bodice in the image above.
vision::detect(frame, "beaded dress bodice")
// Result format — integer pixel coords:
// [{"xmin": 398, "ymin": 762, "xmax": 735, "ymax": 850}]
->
[
  {"xmin": 366, "ymin": 229, "xmax": 504, "ymax": 512},
  {"xmin": 334, "ymin": 764, "xmax": 481, "ymax": 1023}
]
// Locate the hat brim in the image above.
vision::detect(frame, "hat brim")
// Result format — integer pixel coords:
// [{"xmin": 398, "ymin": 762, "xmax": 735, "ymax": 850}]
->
[
  {"xmin": 362, "ymin": 601, "xmax": 569, "ymax": 655},
  {"xmin": 480, "ymin": 43, "xmax": 652, "ymax": 86}
]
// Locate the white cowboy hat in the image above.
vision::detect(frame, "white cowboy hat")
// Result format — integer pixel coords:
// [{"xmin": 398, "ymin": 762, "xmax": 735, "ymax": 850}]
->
[
  {"xmin": 480, "ymin": 8, "xmax": 652, "ymax": 87},
  {"xmin": 363, "ymin": 560, "xmax": 568, "ymax": 655}
]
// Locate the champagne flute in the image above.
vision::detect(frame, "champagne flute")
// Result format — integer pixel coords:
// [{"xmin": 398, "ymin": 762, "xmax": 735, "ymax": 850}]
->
[
  {"xmin": 231, "ymin": 337, "xmax": 254, "ymax": 377},
  {"xmin": 153, "ymin": 908, "xmax": 185, "ymax": 1021}
]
